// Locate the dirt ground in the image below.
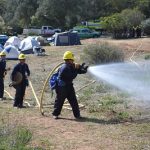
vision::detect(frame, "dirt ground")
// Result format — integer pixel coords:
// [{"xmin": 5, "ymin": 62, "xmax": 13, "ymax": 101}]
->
[{"xmin": 0, "ymin": 37, "xmax": 150, "ymax": 150}]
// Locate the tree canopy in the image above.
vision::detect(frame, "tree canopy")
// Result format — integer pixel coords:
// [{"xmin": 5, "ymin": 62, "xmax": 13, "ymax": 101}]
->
[{"xmin": 0, "ymin": 0, "xmax": 150, "ymax": 30}]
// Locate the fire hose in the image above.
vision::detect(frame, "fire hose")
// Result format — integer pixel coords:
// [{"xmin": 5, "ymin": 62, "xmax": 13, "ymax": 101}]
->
[
  {"xmin": 39, "ymin": 62, "xmax": 92, "ymax": 115},
  {"xmin": 4, "ymin": 89, "xmax": 31, "ymax": 107},
  {"xmin": 129, "ymin": 38, "xmax": 144, "ymax": 67},
  {"xmin": 40, "ymin": 62, "xmax": 64, "ymax": 115},
  {"xmin": 4, "ymin": 63, "xmax": 93, "ymax": 114},
  {"xmin": 4, "ymin": 80, "xmax": 40, "ymax": 107}
]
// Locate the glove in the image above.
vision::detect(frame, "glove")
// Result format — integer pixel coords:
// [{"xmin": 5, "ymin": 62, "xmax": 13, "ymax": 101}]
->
[
  {"xmin": 81, "ymin": 63, "xmax": 89, "ymax": 71},
  {"xmin": 84, "ymin": 65, "xmax": 89, "ymax": 71}
]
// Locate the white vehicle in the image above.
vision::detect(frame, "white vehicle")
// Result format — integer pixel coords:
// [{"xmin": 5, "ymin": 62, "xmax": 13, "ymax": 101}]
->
[{"xmin": 23, "ymin": 26, "xmax": 61, "ymax": 36}]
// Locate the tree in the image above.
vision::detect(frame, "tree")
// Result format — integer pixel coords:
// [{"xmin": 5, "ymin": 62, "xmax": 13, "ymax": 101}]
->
[
  {"xmin": 0, "ymin": 0, "xmax": 6, "ymax": 15},
  {"xmin": 3, "ymin": 0, "xmax": 38, "ymax": 28},
  {"xmin": 142, "ymin": 18, "xmax": 150, "ymax": 35},
  {"xmin": 101, "ymin": 9, "xmax": 145, "ymax": 38},
  {"xmin": 0, "ymin": 16, "xmax": 5, "ymax": 32},
  {"xmin": 136, "ymin": 0, "xmax": 150, "ymax": 18}
]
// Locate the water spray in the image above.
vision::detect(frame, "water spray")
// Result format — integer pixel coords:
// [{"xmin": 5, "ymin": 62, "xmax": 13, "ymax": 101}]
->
[{"xmin": 88, "ymin": 61, "xmax": 150, "ymax": 102}]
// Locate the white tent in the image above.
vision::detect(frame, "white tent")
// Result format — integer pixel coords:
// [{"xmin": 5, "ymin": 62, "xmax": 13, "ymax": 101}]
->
[
  {"xmin": 19, "ymin": 37, "xmax": 40, "ymax": 54},
  {"xmin": 2, "ymin": 45, "xmax": 20, "ymax": 60},
  {"xmin": 4, "ymin": 36, "xmax": 21, "ymax": 49}
]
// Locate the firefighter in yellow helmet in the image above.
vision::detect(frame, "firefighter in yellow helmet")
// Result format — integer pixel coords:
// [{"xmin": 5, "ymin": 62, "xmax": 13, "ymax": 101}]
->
[
  {"xmin": 10, "ymin": 53, "xmax": 30, "ymax": 108},
  {"xmin": 52, "ymin": 51, "xmax": 88, "ymax": 119},
  {"xmin": 0, "ymin": 52, "xmax": 10, "ymax": 100}
]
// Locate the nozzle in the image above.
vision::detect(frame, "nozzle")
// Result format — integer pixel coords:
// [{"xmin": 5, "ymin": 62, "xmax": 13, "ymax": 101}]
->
[{"xmin": 80, "ymin": 63, "xmax": 89, "ymax": 72}]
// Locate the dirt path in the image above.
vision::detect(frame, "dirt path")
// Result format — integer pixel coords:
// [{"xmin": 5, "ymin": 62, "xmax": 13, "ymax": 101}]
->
[{"xmin": 1, "ymin": 37, "xmax": 150, "ymax": 150}]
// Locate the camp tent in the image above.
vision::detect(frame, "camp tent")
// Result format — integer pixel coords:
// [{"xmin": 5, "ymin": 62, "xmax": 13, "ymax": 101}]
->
[
  {"xmin": 2, "ymin": 45, "xmax": 20, "ymax": 60},
  {"xmin": 4, "ymin": 36, "xmax": 21, "ymax": 49},
  {"xmin": 53, "ymin": 32, "xmax": 81, "ymax": 46},
  {"xmin": 0, "ymin": 35, "xmax": 8, "ymax": 46},
  {"xmin": 0, "ymin": 44, "xmax": 3, "ymax": 51},
  {"xmin": 19, "ymin": 37, "xmax": 40, "ymax": 54}
]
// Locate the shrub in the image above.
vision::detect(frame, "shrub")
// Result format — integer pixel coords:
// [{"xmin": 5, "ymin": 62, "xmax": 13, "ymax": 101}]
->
[
  {"xmin": 142, "ymin": 18, "xmax": 150, "ymax": 35},
  {"xmin": 81, "ymin": 42, "xmax": 124, "ymax": 65},
  {"xmin": 144, "ymin": 54, "xmax": 150, "ymax": 60}
]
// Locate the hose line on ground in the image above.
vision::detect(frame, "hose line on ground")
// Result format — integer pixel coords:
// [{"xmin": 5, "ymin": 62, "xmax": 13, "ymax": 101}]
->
[
  {"xmin": 29, "ymin": 80, "xmax": 40, "ymax": 107},
  {"xmin": 4, "ymin": 90, "xmax": 31, "ymax": 107},
  {"xmin": 129, "ymin": 38, "xmax": 144, "ymax": 67},
  {"xmin": 39, "ymin": 62, "xmax": 64, "ymax": 115}
]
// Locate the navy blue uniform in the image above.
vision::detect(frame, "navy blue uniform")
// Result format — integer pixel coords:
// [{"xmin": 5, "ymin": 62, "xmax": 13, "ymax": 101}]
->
[
  {"xmin": 11, "ymin": 63, "xmax": 30, "ymax": 107},
  {"xmin": 0, "ymin": 59, "xmax": 6, "ymax": 98},
  {"xmin": 52, "ymin": 63, "xmax": 87, "ymax": 118}
]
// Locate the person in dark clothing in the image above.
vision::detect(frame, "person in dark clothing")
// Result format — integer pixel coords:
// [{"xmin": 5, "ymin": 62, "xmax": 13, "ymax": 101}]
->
[
  {"xmin": 52, "ymin": 51, "xmax": 88, "ymax": 119},
  {"xmin": 11, "ymin": 53, "xmax": 30, "ymax": 108},
  {"xmin": 136, "ymin": 26, "xmax": 142, "ymax": 38},
  {"xmin": 0, "ymin": 52, "xmax": 10, "ymax": 100}
]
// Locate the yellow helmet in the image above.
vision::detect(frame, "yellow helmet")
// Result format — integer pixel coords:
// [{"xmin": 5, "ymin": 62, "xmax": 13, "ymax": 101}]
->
[
  {"xmin": 18, "ymin": 53, "xmax": 26, "ymax": 60},
  {"xmin": 0, "ymin": 51, "xmax": 6, "ymax": 56},
  {"xmin": 63, "ymin": 51, "xmax": 74, "ymax": 60}
]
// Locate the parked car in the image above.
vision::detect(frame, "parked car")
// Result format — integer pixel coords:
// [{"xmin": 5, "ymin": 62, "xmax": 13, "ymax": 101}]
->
[
  {"xmin": 0, "ymin": 35, "xmax": 9, "ymax": 46},
  {"xmin": 72, "ymin": 28, "xmax": 100, "ymax": 39}
]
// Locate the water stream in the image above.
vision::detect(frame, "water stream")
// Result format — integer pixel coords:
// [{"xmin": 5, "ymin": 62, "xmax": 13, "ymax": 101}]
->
[{"xmin": 89, "ymin": 61, "xmax": 150, "ymax": 102}]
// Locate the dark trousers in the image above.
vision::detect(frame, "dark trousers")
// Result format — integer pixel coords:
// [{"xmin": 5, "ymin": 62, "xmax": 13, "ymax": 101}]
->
[
  {"xmin": 14, "ymin": 81, "xmax": 26, "ymax": 107},
  {"xmin": 0, "ymin": 78, "xmax": 4, "ymax": 98},
  {"xmin": 52, "ymin": 85, "xmax": 80, "ymax": 118}
]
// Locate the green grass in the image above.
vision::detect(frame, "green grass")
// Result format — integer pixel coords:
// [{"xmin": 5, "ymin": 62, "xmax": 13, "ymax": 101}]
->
[
  {"xmin": 78, "ymin": 81, "xmax": 132, "ymax": 122},
  {"xmin": 0, "ymin": 125, "xmax": 32, "ymax": 150}
]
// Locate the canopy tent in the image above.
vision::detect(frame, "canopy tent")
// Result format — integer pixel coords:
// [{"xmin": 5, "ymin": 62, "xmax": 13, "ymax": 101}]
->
[
  {"xmin": 4, "ymin": 36, "xmax": 21, "ymax": 49},
  {"xmin": 19, "ymin": 37, "xmax": 40, "ymax": 54},
  {"xmin": 53, "ymin": 32, "xmax": 81, "ymax": 46},
  {"xmin": 2, "ymin": 45, "xmax": 20, "ymax": 60}
]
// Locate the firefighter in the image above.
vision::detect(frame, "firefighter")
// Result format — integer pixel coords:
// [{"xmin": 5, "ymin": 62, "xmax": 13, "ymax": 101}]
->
[
  {"xmin": 0, "ymin": 52, "xmax": 10, "ymax": 100},
  {"xmin": 11, "ymin": 53, "xmax": 30, "ymax": 108},
  {"xmin": 52, "ymin": 51, "xmax": 88, "ymax": 119}
]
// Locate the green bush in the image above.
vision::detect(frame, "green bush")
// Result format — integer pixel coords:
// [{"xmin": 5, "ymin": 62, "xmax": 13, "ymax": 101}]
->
[
  {"xmin": 116, "ymin": 111, "xmax": 130, "ymax": 121},
  {"xmin": 144, "ymin": 54, "xmax": 150, "ymax": 60},
  {"xmin": 81, "ymin": 42, "xmax": 124, "ymax": 65},
  {"xmin": 142, "ymin": 18, "xmax": 150, "ymax": 35}
]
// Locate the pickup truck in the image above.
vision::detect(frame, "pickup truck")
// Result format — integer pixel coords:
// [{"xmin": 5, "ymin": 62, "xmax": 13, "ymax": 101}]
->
[{"xmin": 23, "ymin": 26, "xmax": 61, "ymax": 36}]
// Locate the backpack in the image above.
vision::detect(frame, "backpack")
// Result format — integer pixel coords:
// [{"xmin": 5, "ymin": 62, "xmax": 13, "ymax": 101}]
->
[{"xmin": 49, "ymin": 71, "xmax": 59, "ymax": 90}]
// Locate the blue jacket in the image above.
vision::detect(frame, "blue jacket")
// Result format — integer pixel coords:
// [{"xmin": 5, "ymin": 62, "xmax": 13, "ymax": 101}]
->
[
  {"xmin": 0, "ymin": 59, "xmax": 6, "ymax": 78},
  {"xmin": 11, "ymin": 63, "xmax": 30, "ymax": 80},
  {"xmin": 58, "ymin": 63, "xmax": 86, "ymax": 86}
]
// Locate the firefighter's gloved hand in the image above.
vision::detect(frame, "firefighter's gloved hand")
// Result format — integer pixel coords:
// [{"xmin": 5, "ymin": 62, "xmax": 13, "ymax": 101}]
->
[
  {"xmin": 81, "ymin": 63, "xmax": 86, "ymax": 68},
  {"xmin": 81, "ymin": 63, "xmax": 89, "ymax": 72},
  {"xmin": 75, "ymin": 63, "xmax": 81, "ymax": 69},
  {"xmin": 84, "ymin": 65, "xmax": 89, "ymax": 71}
]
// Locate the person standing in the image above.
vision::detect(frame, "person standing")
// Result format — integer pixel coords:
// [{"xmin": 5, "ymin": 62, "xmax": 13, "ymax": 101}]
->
[
  {"xmin": 11, "ymin": 53, "xmax": 30, "ymax": 108},
  {"xmin": 0, "ymin": 52, "xmax": 10, "ymax": 100},
  {"xmin": 52, "ymin": 51, "xmax": 88, "ymax": 119}
]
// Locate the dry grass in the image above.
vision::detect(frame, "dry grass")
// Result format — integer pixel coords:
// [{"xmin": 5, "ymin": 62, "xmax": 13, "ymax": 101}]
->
[{"xmin": 0, "ymin": 37, "xmax": 150, "ymax": 150}]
